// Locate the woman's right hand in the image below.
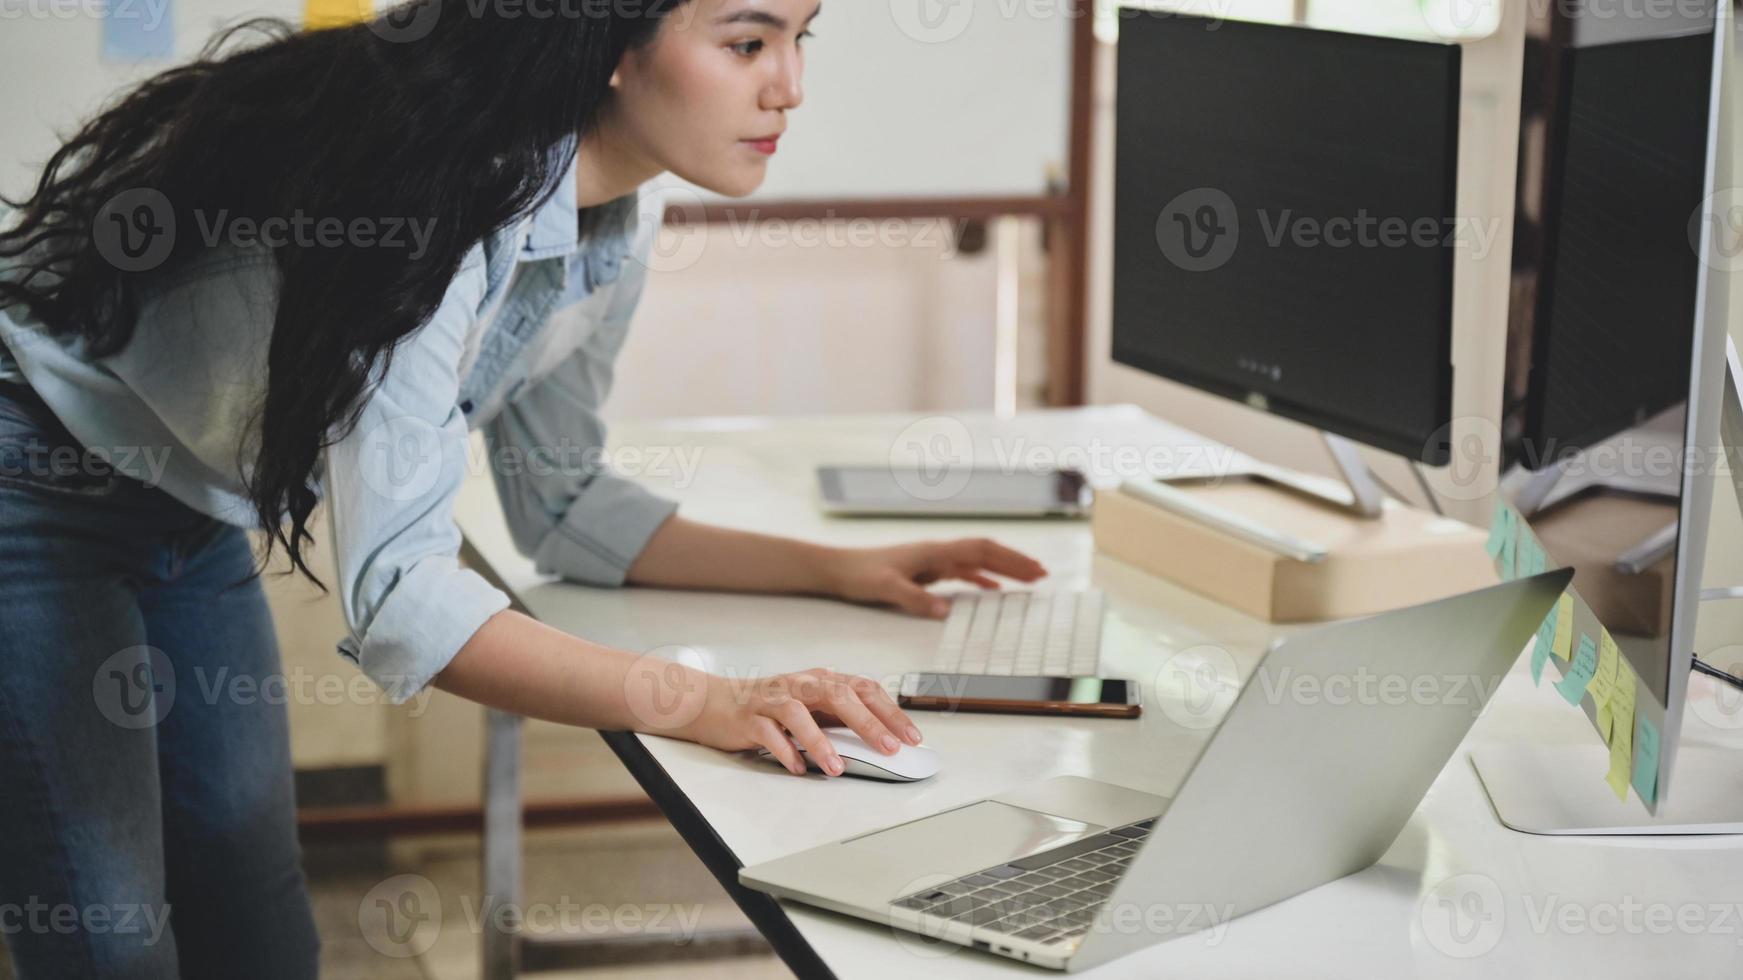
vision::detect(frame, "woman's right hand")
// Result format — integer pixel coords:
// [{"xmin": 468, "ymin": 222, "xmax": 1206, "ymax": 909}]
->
[{"xmin": 679, "ymin": 667, "xmax": 926, "ymax": 777}]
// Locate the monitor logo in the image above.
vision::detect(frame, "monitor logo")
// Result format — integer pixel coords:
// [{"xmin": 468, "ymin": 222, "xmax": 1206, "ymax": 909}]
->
[
  {"xmin": 1155, "ymin": 188, "xmax": 1239, "ymax": 272},
  {"xmin": 1236, "ymin": 357, "xmax": 1282, "ymax": 383}
]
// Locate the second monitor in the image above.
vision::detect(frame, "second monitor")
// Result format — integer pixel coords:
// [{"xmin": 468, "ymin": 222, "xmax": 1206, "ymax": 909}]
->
[{"xmin": 1112, "ymin": 10, "xmax": 1463, "ymax": 466}]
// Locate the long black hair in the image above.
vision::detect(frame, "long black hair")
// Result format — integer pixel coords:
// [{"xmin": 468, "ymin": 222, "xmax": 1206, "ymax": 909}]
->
[{"xmin": 0, "ymin": 0, "xmax": 689, "ymax": 588}]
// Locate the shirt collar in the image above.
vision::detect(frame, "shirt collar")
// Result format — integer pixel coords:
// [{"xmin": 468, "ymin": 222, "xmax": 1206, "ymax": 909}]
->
[{"xmin": 519, "ymin": 133, "xmax": 642, "ymax": 268}]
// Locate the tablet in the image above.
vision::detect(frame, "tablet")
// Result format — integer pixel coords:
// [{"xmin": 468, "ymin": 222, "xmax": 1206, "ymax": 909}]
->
[{"xmin": 815, "ymin": 465, "xmax": 1090, "ymax": 517}]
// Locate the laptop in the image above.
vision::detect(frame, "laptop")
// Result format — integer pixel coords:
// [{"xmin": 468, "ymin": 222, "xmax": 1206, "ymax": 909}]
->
[
  {"xmin": 740, "ymin": 569, "xmax": 1571, "ymax": 971},
  {"xmin": 815, "ymin": 465, "xmax": 1092, "ymax": 518}
]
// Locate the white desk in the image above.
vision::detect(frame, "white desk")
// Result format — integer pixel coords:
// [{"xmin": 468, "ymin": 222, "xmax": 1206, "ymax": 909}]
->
[{"xmin": 455, "ymin": 406, "xmax": 1743, "ymax": 979}]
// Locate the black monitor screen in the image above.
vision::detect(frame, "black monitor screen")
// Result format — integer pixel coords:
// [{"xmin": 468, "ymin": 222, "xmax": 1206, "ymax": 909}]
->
[
  {"xmin": 1112, "ymin": 12, "xmax": 1461, "ymax": 463},
  {"xmin": 1515, "ymin": 33, "xmax": 1714, "ymax": 469}
]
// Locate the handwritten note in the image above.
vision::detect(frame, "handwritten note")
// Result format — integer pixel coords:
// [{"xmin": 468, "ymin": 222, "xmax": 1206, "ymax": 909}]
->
[
  {"xmin": 1556, "ymin": 633, "xmax": 1599, "ymax": 706},
  {"xmin": 1606, "ymin": 722, "xmax": 1633, "ymax": 799},
  {"xmin": 1517, "ymin": 533, "xmax": 1546, "ymax": 579},
  {"xmin": 1604, "ymin": 662, "xmax": 1638, "ymax": 801},
  {"xmin": 1552, "ymin": 595, "xmax": 1574, "ymax": 660},
  {"xmin": 1532, "ymin": 604, "xmax": 1557, "ymax": 685},
  {"xmin": 1631, "ymin": 712, "xmax": 1661, "ymax": 806},
  {"xmin": 1591, "ymin": 632, "xmax": 1621, "ymax": 740},
  {"xmin": 1611, "ymin": 660, "xmax": 1637, "ymax": 740}
]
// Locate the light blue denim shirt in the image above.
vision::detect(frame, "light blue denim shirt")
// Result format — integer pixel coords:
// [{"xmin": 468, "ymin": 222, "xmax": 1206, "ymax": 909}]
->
[{"xmin": 0, "ymin": 136, "xmax": 679, "ymax": 702}]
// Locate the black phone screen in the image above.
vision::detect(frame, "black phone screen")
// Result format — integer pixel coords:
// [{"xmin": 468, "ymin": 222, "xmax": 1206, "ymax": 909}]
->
[{"xmin": 905, "ymin": 673, "xmax": 1131, "ymax": 705}]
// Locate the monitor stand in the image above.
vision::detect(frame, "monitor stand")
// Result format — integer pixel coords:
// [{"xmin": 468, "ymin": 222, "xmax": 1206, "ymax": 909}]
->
[
  {"xmin": 1469, "ymin": 341, "xmax": 1743, "ymax": 836},
  {"xmin": 1512, "ymin": 444, "xmax": 1683, "ymax": 574},
  {"xmin": 1121, "ymin": 431, "xmax": 1388, "ymax": 564},
  {"xmin": 1470, "ymin": 742, "xmax": 1743, "ymax": 835}
]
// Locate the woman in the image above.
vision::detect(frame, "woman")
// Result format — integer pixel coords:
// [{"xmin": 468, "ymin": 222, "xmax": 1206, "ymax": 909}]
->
[{"xmin": 0, "ymin": 0, "xmax": 1048, "ymax": 974}]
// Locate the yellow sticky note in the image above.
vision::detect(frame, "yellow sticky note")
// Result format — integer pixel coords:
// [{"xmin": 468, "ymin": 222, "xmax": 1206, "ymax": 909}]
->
[
  {"xmin": 1612, "ymin": 660, "xmax": 1637, "ymax": 740},
  {"xmin": 1591, "ymin": 632, "xmax": 1620, "ymax": 740},
  {"xmin": 1606, "ymin": 726, "xmax": 1633, "ymax": 799},
  {"xmin": 1552, "ymin": 595, "xmax": 1573, "ymax": 660},
  {"xmin": 1606, "ymin": 661, "xmax": 1638, "ymax": 801},
  {"xmin": 305, "ymin": 0, "xmax": 372, "ymax": 30},
  {"xmin": 1603, "ymin": 655, "xmax": 1631, "ymax": 718}
]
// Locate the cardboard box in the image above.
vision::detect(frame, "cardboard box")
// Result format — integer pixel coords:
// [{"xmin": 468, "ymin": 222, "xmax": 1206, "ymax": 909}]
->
[
  {"xmin": 1091, "ymin": 479, "xmax": 1497, "ymax": 623},
  {"xmin": 1531, "ymin": 492, "xmax": 1677, "ymax": 639}
]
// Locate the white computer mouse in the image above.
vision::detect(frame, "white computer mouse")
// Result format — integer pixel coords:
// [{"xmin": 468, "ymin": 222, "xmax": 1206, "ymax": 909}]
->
[{"xmin": 756, "ymin": 727, "xmax": 940, "ymax": 782}]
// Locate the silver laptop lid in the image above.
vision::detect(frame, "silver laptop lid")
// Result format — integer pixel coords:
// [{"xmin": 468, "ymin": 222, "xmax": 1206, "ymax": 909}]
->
[{"xmin": 1071, "ymin": 569, "xmax": 1572, "ymax": 971}]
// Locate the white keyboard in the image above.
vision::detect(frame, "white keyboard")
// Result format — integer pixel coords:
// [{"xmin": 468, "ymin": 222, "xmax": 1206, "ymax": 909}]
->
[{"xmin": 934, "ymin": 590, "xmax": 1105, "ymax": 676}]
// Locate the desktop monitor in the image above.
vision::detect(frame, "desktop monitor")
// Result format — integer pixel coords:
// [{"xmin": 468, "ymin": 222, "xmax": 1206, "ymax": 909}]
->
[
  {"xmin": 1484, "ymin": 1, "xmax": 1730, "ymax": 824},
  {"xmin": 1111, "ymin": 10, "xmax": 1462, "ymax": 464},
  {"xmin": 1503, "ymin": 31, "xmax": 1717, "ymax": 470}
]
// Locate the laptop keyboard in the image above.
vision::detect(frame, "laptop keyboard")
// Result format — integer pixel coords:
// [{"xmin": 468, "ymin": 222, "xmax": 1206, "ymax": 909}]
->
[
  {"xmin": 935, "ymin": 590, "xmax": 1104, "ymax": 676},
  {"xmin": 890, "ymin": 817, "xmax": 1155, "ymax": 948}
]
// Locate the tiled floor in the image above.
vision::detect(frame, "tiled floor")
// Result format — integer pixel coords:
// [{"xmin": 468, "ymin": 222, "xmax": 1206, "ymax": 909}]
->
[
  {"xmin": 1, "ymin": 820, "xmax": 795, "ymax": 980},
  {"xmin": 321, "ymin": 821, "xmax": 795, "ymax": 980}
]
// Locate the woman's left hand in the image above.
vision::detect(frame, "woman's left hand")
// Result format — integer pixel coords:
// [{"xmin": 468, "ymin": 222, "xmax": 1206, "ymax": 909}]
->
[{"xmin": 824, "ymin": 538, "xmax": 1049, "ymax": 619}]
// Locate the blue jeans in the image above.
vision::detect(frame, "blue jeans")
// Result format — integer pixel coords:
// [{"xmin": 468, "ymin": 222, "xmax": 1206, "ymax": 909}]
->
[{"xmin": 0, "ymin": 381, "xmax": 319, "ymax": 979}]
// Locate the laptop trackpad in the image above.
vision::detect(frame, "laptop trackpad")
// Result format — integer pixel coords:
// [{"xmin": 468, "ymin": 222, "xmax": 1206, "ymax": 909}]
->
[{"xmin": 841, "ymin": 801, "xmax": 1103, "ymax": 869}]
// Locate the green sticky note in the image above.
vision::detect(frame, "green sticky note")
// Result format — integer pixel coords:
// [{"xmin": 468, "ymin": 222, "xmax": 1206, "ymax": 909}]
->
[
  {"xmin": 1631, "ymin": 714, "xmax": 1661, "ymax": 806},
  {"xmin": 1499, "ymin": 519, "xmax": 1518, "ymax": 581},
  {"xmin": 1517, "ymin": 533, "xmax": 1545, "ymax": 579},
  {"xmin": 1531, "ymin": 607, "xmax": 1556, "ymax": 686},
  {"xmin": 1485, "ymin": 500, "xmax": 1509, "ymax": 559},
  {"xmin": 1556, "ymin": 633, "xmax": 1599, "ymax": 706}
]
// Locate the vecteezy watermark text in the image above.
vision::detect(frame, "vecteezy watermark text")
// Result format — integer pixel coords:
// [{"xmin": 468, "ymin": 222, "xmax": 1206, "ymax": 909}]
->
[
  {"xmin": 191, "ymin": 210, "xmax": 436, "ymax": 260},
  {"xmin": 0, "ymin": 899, "xmax": 171, "ymax": 947}
]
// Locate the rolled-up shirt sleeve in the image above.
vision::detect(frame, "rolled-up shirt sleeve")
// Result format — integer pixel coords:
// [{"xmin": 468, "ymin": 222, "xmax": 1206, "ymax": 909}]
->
[
  {"xmin": 322, "ymin": 249, "xmax": 511, "ymax": 704},
  {"xmin": 485, "ymin": 222, "xmax": 678, "ymax": 587}
]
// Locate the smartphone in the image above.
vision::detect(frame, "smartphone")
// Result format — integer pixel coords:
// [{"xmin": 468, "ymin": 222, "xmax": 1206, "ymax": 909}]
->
[{"xmin": 897, "ymin": 673, "xmax": 1141, "ymax": 718}]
